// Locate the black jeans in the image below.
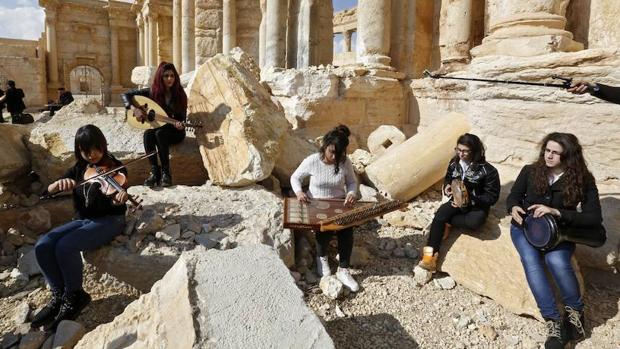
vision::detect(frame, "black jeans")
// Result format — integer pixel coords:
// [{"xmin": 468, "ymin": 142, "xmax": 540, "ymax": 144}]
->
[
  {"xmin": 315, "ymin": 227, "xmax": 353, "ymax": 268},
  {"xmin": 427, "ymin": 201, "xmax": 488, "ymax": 252},
  {"xmin": 143, "ymin": 124, "xmax": 185, "ymax": 172}
]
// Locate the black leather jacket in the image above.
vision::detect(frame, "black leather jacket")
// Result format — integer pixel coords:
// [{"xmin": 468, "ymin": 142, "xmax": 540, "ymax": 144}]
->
[
  {"xmin": 443, "ymin": 158, "xmax": 501, "ymax": 211},
  {"xmin": 592, "ymin": 83, "xmax": 620, "ymax": 105}
]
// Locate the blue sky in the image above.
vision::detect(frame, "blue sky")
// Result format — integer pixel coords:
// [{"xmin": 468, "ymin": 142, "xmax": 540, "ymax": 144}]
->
[{"xmin": 0, "ymin": 0, "xmax": 358, "ymax": 43}]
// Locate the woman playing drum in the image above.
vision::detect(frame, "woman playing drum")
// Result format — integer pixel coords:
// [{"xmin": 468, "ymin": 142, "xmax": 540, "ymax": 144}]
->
[
  {"xmin": 507, "ymin": 132, "xmax": 602, "ymax": 349},
  {"xmin": 418, "ymin": 133, "xmax": 500, "ymax": 272}
]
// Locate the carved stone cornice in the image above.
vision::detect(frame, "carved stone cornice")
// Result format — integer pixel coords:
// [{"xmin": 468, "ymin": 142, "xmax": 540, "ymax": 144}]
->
[{"xmin": 39, "ymin": 0, "xmax": 60, "ymax": 11}]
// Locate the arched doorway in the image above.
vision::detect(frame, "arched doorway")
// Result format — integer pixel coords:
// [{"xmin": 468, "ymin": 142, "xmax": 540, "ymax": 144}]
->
[{"xmin": 69, "ymin": 65, "xmax": 104, "ymax": 105}]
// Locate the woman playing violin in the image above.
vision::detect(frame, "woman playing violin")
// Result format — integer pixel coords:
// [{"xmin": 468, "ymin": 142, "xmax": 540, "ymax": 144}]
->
[
  {"xmin": 122, "ymin": 61, "xmax": 187, "ymax": 187},
  {"xmin": 31, "ymin": 124, "xmax": 128, "ymax": 331}
]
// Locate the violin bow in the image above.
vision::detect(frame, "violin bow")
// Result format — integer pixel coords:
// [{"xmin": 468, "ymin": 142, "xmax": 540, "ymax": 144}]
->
[{"xmin": 41, "ymin": 150, "xmax": 158, "ymax": 199}]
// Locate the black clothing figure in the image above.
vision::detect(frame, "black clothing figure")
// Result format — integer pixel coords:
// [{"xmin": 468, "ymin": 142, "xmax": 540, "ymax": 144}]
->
[
  {"xmin": 121, "ymin": 87, "xmax": 186, "ymax": 186},
  {"xmin": 591, "ymin": 83, "xmax": 620, "ymax": 104},
  {"xmin": 0, "ymin": 81, "xmax": 26, "ymax": 122},
  {"xmin": 427, "ymin": 159, "xmax": 501, "ymax": 252},
  {"xmin": 49, "ymin": 89, "xmax": 75, "ymax": 116},
  {"xmin": 0, "ymin": 88, "xmax": 5, "ymax": 123}
]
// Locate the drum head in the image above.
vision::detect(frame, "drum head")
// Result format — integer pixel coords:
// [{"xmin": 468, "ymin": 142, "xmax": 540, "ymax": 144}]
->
[{"xmin": 524, "ymin": 215, "xmax": 554, "ymax": 249}]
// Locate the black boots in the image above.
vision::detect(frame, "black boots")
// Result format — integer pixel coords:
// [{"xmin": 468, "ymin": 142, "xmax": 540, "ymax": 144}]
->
[
  {"xmin": 564, "ymin": 306, "xmax": 586, "ymax": 341},
  {"xmin": 544, "ymin": 318, "xmax": 569, "ymax": 349},
  {"xmin": 144, "ymin": 166, "xmax": 161, "ymax": 187},
  {"xmin": 44, "ymin": 289, "xmax": 92, "ymax": 331},
  {"xmin": 31, "ymin": 289, "xmax": 63, "ymax": 329},
  {"xmin": 161, "ymin": 167, "xmax": 172, "ymax": 187}
]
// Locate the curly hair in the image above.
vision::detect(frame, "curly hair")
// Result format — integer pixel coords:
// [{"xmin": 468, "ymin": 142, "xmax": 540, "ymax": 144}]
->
[
  {"xmin": 151, "ymin": 62, "xmax": 187, "ymax": 114},
  {"xmin": 319, "ymin": 125, "xmax": 350, "ymax": 174},
  {"xmin": 532, "ymin": 132, "xmax": 594, "ymax": 206}
]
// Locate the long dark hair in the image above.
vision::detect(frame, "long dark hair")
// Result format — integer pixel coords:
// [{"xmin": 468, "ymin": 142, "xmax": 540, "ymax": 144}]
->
[
  {"xmin": 532, "ymin": 132, "xmax": 594, "ymax": 206},
  {"xmin": 319, "ymin": 125, "xmax": 350, "ymax": 174},
  {"xmin": 452, "ymin": 133, "xmax": 486, "ymax": 163},
  {"xmin": 151, "ymin": 62, "xmax": 187, "ymax": 113},
  {"xmin": 74, "ymin": 124, "xmax": 108, "ymax": 164}
]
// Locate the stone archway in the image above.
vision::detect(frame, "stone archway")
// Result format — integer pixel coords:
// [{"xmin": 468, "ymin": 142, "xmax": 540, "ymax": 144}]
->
[{"xmin": 68, "ymin": 65, "xmax": 105, "ymax": 105}]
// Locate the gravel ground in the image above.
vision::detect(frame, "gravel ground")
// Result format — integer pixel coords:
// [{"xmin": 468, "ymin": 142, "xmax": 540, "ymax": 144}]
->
[
  {"xmin": 303, "ymin": 222, "xmax": 620, "ymax": 349},
  {"xmin": 0, "ymin": 223, "xmax": 617, "ymax": 349}
]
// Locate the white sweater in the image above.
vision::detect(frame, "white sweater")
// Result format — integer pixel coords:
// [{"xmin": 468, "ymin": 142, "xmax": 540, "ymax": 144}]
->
[{"xmin": 290, "ymin": 153, "xmax": 359, "ymax": 199}]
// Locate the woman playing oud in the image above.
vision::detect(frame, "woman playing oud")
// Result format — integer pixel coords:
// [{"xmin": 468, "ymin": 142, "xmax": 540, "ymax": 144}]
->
[{"xmin": 122, "ymin": 62, "xmax": 187, "ymax": 187}]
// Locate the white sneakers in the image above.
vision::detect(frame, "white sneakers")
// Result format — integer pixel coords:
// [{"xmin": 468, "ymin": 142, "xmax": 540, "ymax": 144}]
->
[
  {"xmin": 316, "ymin": 256, "xmax": 360, "ymax": 292},
  {"xmin": 336, "ymin": 267, "xmax": 359, "ymax": 292},
  {"xmin": 316, "ymin": 256, "xmax": 332, "ymax": 277}
]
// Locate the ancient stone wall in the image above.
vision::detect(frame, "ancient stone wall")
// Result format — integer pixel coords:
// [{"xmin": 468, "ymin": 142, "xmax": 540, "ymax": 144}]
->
[
  {"xmin": 566, "ymin": 0, "xmax": 620, "ymax": 50},
  {"xmin": 0, "ymin": 38, "xmax": 47, "ymax": 107},
  {"xmin": 195, "ymin": 0, "xmax": 223, "ymax": 66}
]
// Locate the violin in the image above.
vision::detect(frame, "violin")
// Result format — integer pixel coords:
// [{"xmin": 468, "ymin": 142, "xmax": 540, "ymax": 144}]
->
[
  {"xmin": 83, "ymin": 156, "xmax": 143, "ymax": 212},
  {"xmin": 40, "ymin": 152, "xmax": 158, "ymax": 211}
]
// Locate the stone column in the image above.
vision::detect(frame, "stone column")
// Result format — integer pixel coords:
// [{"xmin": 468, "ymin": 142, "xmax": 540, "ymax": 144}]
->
[
  {"xmin": 344, "ymin": 30, "xmax": 352, "ymax": 52},
  {"xmin": 296, "ymin": 0, "xmax": 313, "ymax": 68},
  {"xmin": 173, "ymin": 0, "xmax": 182, "ymax": 71},
  {"xmin": 44, "ymin": 9, "xmax": 59, "ymax": 84},
  {"xmin": 181, "ymin": 0, "xmax": 195, "ymax": 73},
  {"xmin": 264, "ymin": 0, "xmax": 287, "ymax": 68},
  {"xmin": 223, "ymin": 0, "xmax": 237, "ymax": 54},
  {"xmin": 438, "ymin": 0, "xmax": 472, "ymax": 69},
  {"xmin": 148, "ymin": 13, "xmax": 159, "ymax": 66},
  {"xmin": 259, "ymin": 0, "xmax": 267, "ymax": 69},
  {"xmin": 144, "ymin": 15, "xmax": 151, "ymax": 66},
  {"xmin": 356, "ymin": 0, "xmax": 392, "ymax": 67},
  {"xmin": 110, "ymin": 25, "xmax": 120, "ymax": 85},
  {"xmin": 471, "ymin": 0, "xmax": 583, "ymax": 57},
  {"xmin": 137, "ymin": 15, "xmax": 145, "ymax": 65}
]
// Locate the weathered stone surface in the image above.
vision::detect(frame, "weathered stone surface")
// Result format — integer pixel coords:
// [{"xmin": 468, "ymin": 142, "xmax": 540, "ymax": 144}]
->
[
  {"xmin": 76, "ymin": 246, "xmax": 333, "ymax": 349},
  {"xmin": 188, "ymin": 52, "xmax": 289, "ymax": 186},
  {"xmin": 319, "ymin": 275, "xmax": 344, "ymax": 300},
  {"xmin": 27, "ymin": 110, "xmax": 207, "ymax": 187},
  {"xmin": 130, "ymin": 66, "xmax": 156, "ymax": 88},
  {"xmin": 84, "ymin": 183, "xmax": 292, "ymax": 291},
  {"xmin": 0, "ymin": 124, "xmax": 30, "ymax": 184},
  {"xmin": 366, "ymin": 113, "xmax": 470, "ymax": 201},
  {"xmin": 53, "ymin": 97, "xmax": 106, "ymax": 116},
  {"xmin": 0, "ymin": 198, "xmax": 73, "ymax": 239},
  {"xmin": 367, "ymin": 125, "xmax": 406, "ymax": 157},
  {"xmin": 272, "ymin": 132, "xmax": 317, "ymax": 187},
  {"xmin": 262, "ymin": 66, "xmax": 409, "ymax": 149},
  {"xmin": 18, "ymin": 331, "xmax": 47, "ymax": 349},
  {"xmin": 52, "ymin": 320, "xmax": 85, "ymax": 349},
  {"xmin": 17, "ymin": 246, "xmax": 41, "ymax": 276}
]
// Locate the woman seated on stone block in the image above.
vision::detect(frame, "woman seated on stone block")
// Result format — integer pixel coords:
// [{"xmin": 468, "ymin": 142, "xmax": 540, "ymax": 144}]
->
[
  {"xmin": 31, "ymin": 125, "xmax": 128, "ymax": 331},
  {"xmin": 418, "ymin": 133, "xmax": 500, "ymax": 272},
  {"xmin": 122, "ymin": 61, "xmax": 187, "ymax": 187},
  {"xmin": 507, "ymin": 132, "xmax": 601, "ymax": 349},
  {"xmin": 290, "ymin": 125, "xmax": 361, "ymax": 292}
]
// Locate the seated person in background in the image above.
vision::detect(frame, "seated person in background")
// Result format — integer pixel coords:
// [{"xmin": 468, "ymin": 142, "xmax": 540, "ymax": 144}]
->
[
  {"xmin": 0, "ymin": 80, "xmax": 26, "ymax": 123},
  {"xmin": 48, "ymin": 87, "xmax": 74, "ymax": 116},
  {"xmin": 418, "ymin": 133, "xmax": 500, "ymax": 272},
  {"xmin": 567, "ymin": 81, "xmax": 619, "ymax": 105},
  {"xmin": 290, "ymin": 125, "xmax": 360, "ymax": 292}
]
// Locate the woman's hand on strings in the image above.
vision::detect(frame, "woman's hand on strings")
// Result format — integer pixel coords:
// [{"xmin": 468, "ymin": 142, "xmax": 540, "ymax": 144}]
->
[
  {"xmin": 132, "ymin": 107, "xmax": 146, "ymax": 122},
  {"xmin": 444, "ymin": 184, "xmax": 452, "ymax": 196},
  {"xmin": 296, "ymin": 192, "xmax": 310, "ymax": 203},
  {"xmin": 174, "ymin": 121, "xmax": 185, "ymax": 130},
  {"xmin": 113, "ymin": 190, "xmax": 129, "ymax": 205},
  {"xmin": 344, "ymin": 192, "xmax": 358, "ymax": 207}
]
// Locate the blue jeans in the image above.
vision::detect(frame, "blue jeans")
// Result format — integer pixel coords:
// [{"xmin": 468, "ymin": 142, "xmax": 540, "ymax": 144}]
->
[
  {"xmin": 510, "ymin": 224, "xmax": 583, "ymax": 320},
  {"xmin": 35, "ymin": 215, "xmax": 125, "ymax": 292}
]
